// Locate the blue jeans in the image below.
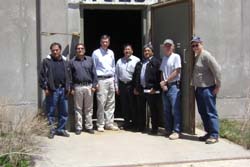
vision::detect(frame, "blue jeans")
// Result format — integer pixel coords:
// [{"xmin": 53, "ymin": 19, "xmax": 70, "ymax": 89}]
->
[
  {"xmin": 195, "ymin": 85, "xmax": 219, "ymax": 138},
  {"xmin": 46, "ymin": 88, "xmax": 68, "ymax": 133},
  {"xmin": 162, "ymin": 85, "xmax": 181, "ymax": 133}
]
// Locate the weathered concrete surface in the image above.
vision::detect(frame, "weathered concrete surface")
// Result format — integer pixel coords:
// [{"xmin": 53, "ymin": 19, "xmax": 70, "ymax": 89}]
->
[
  {"xmin": 35, "ymin": 129, "xmax": 250, "ymax": 167},
  {"xmin": 0, "ymin": 0, "xmax": 38, "ymax": 115},
  {"xmin": 194, "ymin": 0, "xmax": 250, "ymax": 120}
]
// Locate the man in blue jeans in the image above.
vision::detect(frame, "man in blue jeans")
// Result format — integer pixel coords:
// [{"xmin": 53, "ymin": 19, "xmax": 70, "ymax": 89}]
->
[
  {"xmin": 191, "ymin": 36, "xmax": 222, "ymax": 144},
  {"xmin": 39, "ymin": 42, "xmax": 71, "ymax": 139},
  {"xmin": 160, "ymin": 39, "xmax": 182, "ymax": 140}
]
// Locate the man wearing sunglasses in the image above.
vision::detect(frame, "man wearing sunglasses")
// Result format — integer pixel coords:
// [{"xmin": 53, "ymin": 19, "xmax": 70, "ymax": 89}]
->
[
  {"xmin": 70, "ymin": 43, "xmax": 98, "ymax": 135},
  {"xmin": 191, "ymin": 36, "xmax": 222, "ymax": 144}
]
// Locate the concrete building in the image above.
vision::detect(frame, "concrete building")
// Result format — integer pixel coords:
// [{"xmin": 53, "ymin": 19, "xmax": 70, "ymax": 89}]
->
[{"xmin": 1, "ymin": 0, "xmax": 250, "ymax": 133}]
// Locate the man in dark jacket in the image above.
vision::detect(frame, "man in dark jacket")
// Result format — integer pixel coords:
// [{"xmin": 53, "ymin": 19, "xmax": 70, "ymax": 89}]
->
[
  {"xmin": 133, "ymin": 44, "xmax": 161, "ymax": 134},
  {"xmin": 39, "ymin": 42, "xmax": 71, "ymax": 139}
]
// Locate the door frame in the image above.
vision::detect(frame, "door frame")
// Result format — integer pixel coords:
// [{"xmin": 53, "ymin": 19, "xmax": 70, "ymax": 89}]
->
[{"xmin": 151, "ymin": 0, "xmax": 196, "ymax": 134}]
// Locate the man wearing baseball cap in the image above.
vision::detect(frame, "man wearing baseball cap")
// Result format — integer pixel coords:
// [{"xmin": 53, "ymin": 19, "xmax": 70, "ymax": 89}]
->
[
  {"xmin": 191, "ymin": 36, "xmax": 221, "ymax": 144},
  {"xmin": 160, "ymin": 39, "xmax": 182, "ymax": 140}
]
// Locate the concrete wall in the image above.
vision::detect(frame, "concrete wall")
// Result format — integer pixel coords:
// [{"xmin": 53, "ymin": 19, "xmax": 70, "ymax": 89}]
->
[
  {"xmin": 194, "ymin": 0, "xmax": 250, "ymax": 119},
  {"xmin": 0, "ymin": 0, "xmax": 38, "ymax": 120}
]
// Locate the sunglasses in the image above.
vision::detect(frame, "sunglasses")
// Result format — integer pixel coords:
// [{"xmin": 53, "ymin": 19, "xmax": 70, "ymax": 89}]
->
[{"xmin": 192, "ymin": 44, "xmax": 199, "ymax": 48}]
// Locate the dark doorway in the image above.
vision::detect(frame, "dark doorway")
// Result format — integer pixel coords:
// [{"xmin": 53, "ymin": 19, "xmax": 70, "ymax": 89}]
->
[
  {"xmin": 84, "ymin": 9, "xmax": 142, "ymax": 61},
  {"xmin": 83, "ymin": 9, "xmax": 142, "ymax": 118}
]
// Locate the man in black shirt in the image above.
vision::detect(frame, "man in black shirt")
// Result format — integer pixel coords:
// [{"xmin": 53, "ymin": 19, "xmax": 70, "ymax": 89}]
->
[
  {"xmin": 39, "ymin": 42, "xmax": 71, "ymax": 139},
  {"xmin": 70, "ymin": 43, "xmax": 98, "ymax": 135}
]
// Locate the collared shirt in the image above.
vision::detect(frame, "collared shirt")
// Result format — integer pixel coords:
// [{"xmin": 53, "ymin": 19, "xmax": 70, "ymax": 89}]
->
[
  {"xmin": 192, "ymin": 49, "xmax": 221, "ymax": 88},
  {"xmin": 115, "ymin": 55, "xmax": 140, "ymax": 88},
  {"xmin": 51, "ymin": 56, "xmax": 65, "ymax": 87},
  {"xmin": 92, "ymin": 47, "xmax": 115, "ymax": 77},
  {"xmin": 70, "ymin": 55, "xmax": 98, "ymax": 87},
  {"xmin": 140, "ymin": 57, "xmax": 152, "ymax": 88},
  {"xmin": 160, "ymin": 52, "xmax": 182, "ymax": 82}
]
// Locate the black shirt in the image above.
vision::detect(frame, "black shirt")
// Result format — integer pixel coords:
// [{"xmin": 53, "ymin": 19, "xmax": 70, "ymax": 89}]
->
[
  {"xmin": 70, "ymin": 56, "xmax": 98, "ymax": 87},
  {"xmin": 51, "ymin": 56, "xmax": 65, "ymax": 87}
]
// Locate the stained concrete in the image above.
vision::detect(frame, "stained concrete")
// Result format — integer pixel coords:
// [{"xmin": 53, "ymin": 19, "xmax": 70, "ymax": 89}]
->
[
  {"xmin": 194, "ymin": 0, "xmax": 250, "ymax": 120},
  {"xmin": 35, "ymin": 129, "xmax": 250, "ymax": 167}
]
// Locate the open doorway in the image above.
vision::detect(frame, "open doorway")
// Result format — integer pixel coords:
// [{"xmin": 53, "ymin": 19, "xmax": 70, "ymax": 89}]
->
[
  {"xmin": 83, "ymin": 9, "xmax": 143, "ymax": 118},
  {"xmin": 83, "ymin": 9, "xmax": 142, "ymax": 61}
]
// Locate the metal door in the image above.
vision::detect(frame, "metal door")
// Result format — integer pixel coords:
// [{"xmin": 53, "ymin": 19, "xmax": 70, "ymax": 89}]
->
[{"xmin": 151, "ymin": 0, "xmax": 195, "ymax": 134}]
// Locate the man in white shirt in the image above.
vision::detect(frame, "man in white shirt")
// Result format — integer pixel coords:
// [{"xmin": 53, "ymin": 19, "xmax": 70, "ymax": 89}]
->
[
  {"xmin": 92, "ymin": 35, "xmax": 119, "ymax": 132},
  {"xmin": 160, "ymin": 39, "xmax": 182, "ymax": 140},
  {"xmin": 115, "ymin": 44, "xmax": 140, "ymax": 130}
]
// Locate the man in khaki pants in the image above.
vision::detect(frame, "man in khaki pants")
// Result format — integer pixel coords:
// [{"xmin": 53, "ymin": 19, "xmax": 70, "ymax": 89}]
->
[
  {"xmin": 92, "ymin": 35, "xmax": 119, "ymax": 132},
  {"xmin": 70, "ymin": 43, "xmax": 98, "ymax": 135}
]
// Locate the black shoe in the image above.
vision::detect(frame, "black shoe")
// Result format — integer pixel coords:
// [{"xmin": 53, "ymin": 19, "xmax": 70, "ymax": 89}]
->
[
  {"xmin": 199, "ymin": 134, "xmax": 209, "ymax": 141},
  {"xmin": 48, "ymin": 132, "xmax": 55, "ymax": 139},
  {"xmin": 149, "ymin": 129, "xmax": 158, "ymax": 135},
  {"xmin": 86, "ymin": 129, "xmax": 95, "ymax": 134},
  {"xmin": 75, "ymin": 130, "xmax": 81, "ymax": 135},
  {"xmin": 57, "ymin": 130, "xmax": 70, "ymax": 137}
]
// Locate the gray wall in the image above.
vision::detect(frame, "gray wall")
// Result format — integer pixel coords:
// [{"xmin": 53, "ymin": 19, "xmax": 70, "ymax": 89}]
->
[
  {"xmin": 0, "ymin": 0, "xmax": 38, "ymax": 119},
  {"xmin": 195, "ymin": 0, "xmax": 250, "ymax": 119}
]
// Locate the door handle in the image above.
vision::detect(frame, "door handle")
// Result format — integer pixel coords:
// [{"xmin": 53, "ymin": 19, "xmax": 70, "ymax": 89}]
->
[{"xmin": 183, "ymin": 48, "xmax": 187, "ymax": 64}]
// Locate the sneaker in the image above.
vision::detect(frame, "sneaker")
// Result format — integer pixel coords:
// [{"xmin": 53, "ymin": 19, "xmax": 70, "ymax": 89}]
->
[
  {"xmin": 199, "ymin": 134, "xmax": 209, "ymax": 141},
  {"xmin": 57, "ymin": 130, "xmax": 70, "ymax": 137},
  {"xmin": 75, "ymin": 130, "xmax": 81, "ymax": 135},
  {"xmin": 97, "ymin": 127, "xmax": 105, "ymax": 132},
  {"xmin": 205, "ymin": 137, "xmax": 218, "ymax": 144},
  {"xmin": 86, "ymin": 129, "xmax": 95, "ymax": 134},
  {"xmin": 105, "ymin": 125, "xmax": 119, "ymax": 131},
  {"xmin": 169, "ymin": 132, "xmax": 180, "ymax": 140}
]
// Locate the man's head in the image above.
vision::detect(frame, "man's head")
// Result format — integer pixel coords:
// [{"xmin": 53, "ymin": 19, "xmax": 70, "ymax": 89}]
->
[
  {"xmin": 50, "ymin": 42, "xmax": 62, "ymax": 59},
  {"xmin": 75, "ymin": 43, "xmax": 85, "ymax": 57},
  {"xmin": 123, "ymin": 44, "xmax": 133, "ymax": 58},
  {"xmin": 100, "ymin": 34, "xmax": 110, "ymax": 50},
  {"xmin": 190, "ymin": 36, "xmax": 203, "ymax": 54},
  {"xmin": 143, "ymin": 44, "xmax": 154, "ymax": 59},
  {"xmin": 163, "ymin": 39, "xmax": 175, "ymax": 56}
]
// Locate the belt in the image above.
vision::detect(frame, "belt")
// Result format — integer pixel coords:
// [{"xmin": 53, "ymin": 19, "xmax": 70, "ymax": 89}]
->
[
  {"xmin": 74, "ymin": 82, "xmax": 92, "ymax": 86},
  {"xmin": 55, "ymin": 84, "xmax": 65, "ymax": 88},
  {"xmin": 119, "ymin": 80, "xmax": 132, "ymax": 85},
  {"xmin": 98, "ymin": 75, "xmax": 113, "ymax": 79},
  {"xmin": 167, "ymin": 81, "xmax": 180, "ymax": 87}
]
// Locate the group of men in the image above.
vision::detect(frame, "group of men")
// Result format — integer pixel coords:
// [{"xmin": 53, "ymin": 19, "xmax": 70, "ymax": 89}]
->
[{"xmin": 39, "ymin": 35, "xmax": 221, "ymax": 144}]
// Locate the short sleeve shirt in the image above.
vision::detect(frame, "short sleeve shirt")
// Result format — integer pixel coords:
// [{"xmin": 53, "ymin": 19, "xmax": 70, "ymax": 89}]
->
[{"xmin": 160, "ymin": 53, "xmax": 181, "ymax": 82}]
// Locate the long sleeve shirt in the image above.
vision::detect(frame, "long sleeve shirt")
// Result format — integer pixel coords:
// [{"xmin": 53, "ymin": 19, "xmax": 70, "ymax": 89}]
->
[
  {"xmin": 70, "ymin": 56, "xmax": 98, "ymax": 88},
  {"xmin": 192, "ymin": 49, "xmax": 221, "ymax": 88},
  {"xmin": 92, "ymin": 47, "xmax": 115, "ymax": 77}
]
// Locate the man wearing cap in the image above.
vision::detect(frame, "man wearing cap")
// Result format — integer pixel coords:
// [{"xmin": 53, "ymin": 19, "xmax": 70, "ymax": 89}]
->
[
  {"xmin": 70, "ymin": 43, "xmax": 98, "ymax": 135},
  {"xmin": 191, "ymin": 36, "xmax": 221, "ymax": 144},
  {"xmin": 160, "ymin": 39, "xmax": 182, "ymax": 140},
  {"xmin": 92, "ymin": 35, "xmax": 119, "ymax": 132},
  {"xmin": 133, "ymin": 44, "xmax": 161, "ymax": 134}
]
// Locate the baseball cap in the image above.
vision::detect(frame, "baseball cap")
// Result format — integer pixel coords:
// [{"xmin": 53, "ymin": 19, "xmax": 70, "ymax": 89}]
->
[
  {"xmin": 190, "ymin": 36, "xmax": 202, "ymax": 43},
  {"xmin": 163, "ymin": 39, "xmax": 174, "ymax": 45}
]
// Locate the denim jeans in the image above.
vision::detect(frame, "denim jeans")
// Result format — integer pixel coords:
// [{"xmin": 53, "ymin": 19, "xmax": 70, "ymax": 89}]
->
[
  {"xmin": 195, "ymin": 85, "xmax": 219, "ymax": 138},
  {"xmin": 162, "ymin": 85, "xmax": 181, "ymax": 133},
  {"xmin": 46, "ymin": 88, "xmax": 68, "ymax": 133}
]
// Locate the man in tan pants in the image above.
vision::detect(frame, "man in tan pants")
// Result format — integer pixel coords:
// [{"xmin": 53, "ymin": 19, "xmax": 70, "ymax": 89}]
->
[{"xmin": 70, "ymin": 43, "xmax": 98, "ymax": 135}]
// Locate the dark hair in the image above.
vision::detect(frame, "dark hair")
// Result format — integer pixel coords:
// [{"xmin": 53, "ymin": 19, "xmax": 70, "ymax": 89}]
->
[
  {"xmin": 100, "ymin": 34, "xmax": 110, "ymax": 41},
  {"xmin": 50, "ymin": 42, "xmax": 62, "ymax": 50},
  {"xmin": 123, "ymin": 43, "xmax": 133, "ymax": 50},
  {"xmin": 75, "ymin": 43, "xmax": 85, "ymax": 50},
  {"xmin": 143, "ymin": 43, "xmax": 154, "ymax": 52}
]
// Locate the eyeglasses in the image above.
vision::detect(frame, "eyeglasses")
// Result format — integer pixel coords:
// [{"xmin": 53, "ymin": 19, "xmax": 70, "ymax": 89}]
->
[
  {"xmin": 192, "ymin": 44, "xmax": 199, "ymax": 48},
  {"xmin": 77, "ymin": 48, "xmax": 85, "ymax": 50}
]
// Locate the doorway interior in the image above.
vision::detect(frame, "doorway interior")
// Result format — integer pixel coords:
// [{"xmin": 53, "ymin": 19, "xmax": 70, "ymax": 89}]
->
[{"xmin": 83, "ymin": 9, "xmax": 143, "ymax": 61}]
